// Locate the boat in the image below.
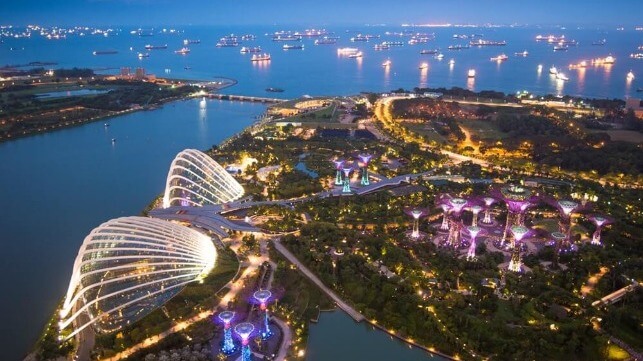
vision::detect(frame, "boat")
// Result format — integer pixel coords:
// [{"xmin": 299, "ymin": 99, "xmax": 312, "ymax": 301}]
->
[
  {"xmin": 283, "ymin": 44, "xmax": 304, "ymax": 50},
  {"xmin": 538, "ymin": 64, "xmax": 543, "ymax": 72},
  {"xmin": 315, "ymin": 37, "xmax": 336, "ymax": 45},
  {"xmin": 251, "ymin": 53, "xmax": 271, "ymax": 62},
  {"xmin": 490, "ymin": 54, "xmax": 508, "ymax": 61},
  {"xmin": 92, "ymin": 50, "xmax": 118, "ymax": 55},
  {"xmin": 448, "ymin": 59, "xmax": 455, "ymax": 65},
  {"xmin": 137, "ymin": 52, "xmax": 149, "ymax": 58},
  {"xmin": 374, "ymin": 43, "xmax": 390, "ymax": 50},
  {"xmin": 553, "ymin": 45, "xmax": 568, "ymax": 51},
  {"xmin": 216, "ymin": 41, "xmax": 239, "ymax": 47},
  {"xmin": 592, "ymin": 39, "xmax": 606, "ymax": 46},
  {"xmin": 630, "ymin": 53, "xmax": 643, "ymax": 59},
  {"xmin": 470, "ymin": 39, "xmax": 506, "ymax": 46},
  {"xmin": 627, "ymin": 71, "xmax": 635, "ymax": 81},
  {"xmin": 467, "ymin": 69, "xmax": 476, "ymax": 78},
  {"xmin": 241, "ymin": 34, "xmax": 256, "ymax": 41},
  {"xmin": 419, "ymin": 62, "xmax": 429, "ymax": 70},
  {"xmin": 382, "ymin": 41, "xmax": 404, "ymax": 47},
  {"xmin": 144, "ymin": 44, "xmax": 167, "ymax": 50},
  {"xmin": 183, "ymin": 39, "xmax": 200, "ymax": 45},
  {"xmin": 266, "ymin": 87, "xmax": 284, "ymax": 92},
  {"xmin": 174, "ymin": 47, "xmax": 190, "ymax": 55},
  {"xmin": 348, "ymin": 51, "xmax": 363, "ymax": 58},
  {"xmin": 549, "ymin": 66, "xmax": 558, "ymax": 75},
  {"xmin": 514, "ymin": 50, "xmax": 529, "ymax": 57},
  {"xmin": 351, "ymin": 35, "xmax": 369, "ymax": 42},
  {"xmin": 272, "ymin": 35, "xmax": 301, "ymax": 42},
  {"xmin": 556, "ymin": 72, "xmax": 569, "ymax": 81},
  {"xmin": 447, "ymin": 44, "xmax": 470, "ymax": 50},
  {"xmin": 184, "ymin": 66, "xmax": 191, "ymax": 70},
  {"xmin": 382, "ymin": 59, "xmax": 392, "ymax": 67},
  {"xmin": 569, "ymin": 60, "xmax": 588, "ymax": 69},
  {"xmin": 592, "ymin": 55, "xmax": 616, "ymax": 65},
  {"xmin": 111, "ymin": 138, "xmax": 116, "ymax": 143},
  {"xmin": 435, "ymin": 53, "xmax": 444, "ymax": 60},
  {"xmin": 420, "ymin": 49, "xmax": 438, "ymax": 55},
  {"xmin": 240, "ymin": 46, "xmax": 261, "ymax": 53},
  {"xmin": 337, "ymin": 47, "xmax": 359, "ymax": 55},
  {"xmin": 104, "ymin": 123, "xmax": 109, "ymax": 127}
]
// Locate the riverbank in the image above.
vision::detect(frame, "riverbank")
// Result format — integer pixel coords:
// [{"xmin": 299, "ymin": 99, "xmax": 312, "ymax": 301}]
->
[{"xmin": 0, "ymin": 74, "xmax": 237, "ymax": 143}]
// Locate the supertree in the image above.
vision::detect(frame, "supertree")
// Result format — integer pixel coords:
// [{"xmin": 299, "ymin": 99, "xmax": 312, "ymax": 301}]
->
[
  {"xmin": 358, "ymin": 153, "xmax": 373, "ymax": 185},
  {"xmin": 554, "ymin": 200, "xmax": 580, "ymax": 250},
  {"xmin": 589, "ymin": 215, "xmax": 613, "ymax": 246},
  {"xmin": 253, "ymin": 289, "xmax": 273, "ymax": 340},
  {"xmin": 439, "ymin": 203, "xmax": 451, "ymax": 231},
  {"xmin": 405, "ymin": 207, "xmax": 427, "ymax": 239},
  {"xmin": 469, "ymin": 205, "xmax": 483, "ymax": 226},
  {"xmin": 465, "ymin": 226, "xmax": 484, "ymax": 260},
  {"xmin": 482, "ymin": 197, "xmax": 497, "ymax": 224},
  {"xmin": 508, "ymin": 225, "xmax": 530, "ymax": 272},
  {"xmin": 445, "ymin": 197, "xmax": 468, "ymax": 247},
  {"xmin": 218, "ymin": 311, "xmax": 239, "ymax": 355},
  {"xmin": 550, "ymin": 232, "xmax": 567, "ymax": 267},
  {"xmin": 492, "ymin": 185, "xmax": 539, "ymax": 246},
  {"xmin": 342, "ymin": 167, "xmax": 353, "ymax": 193},
  {"xmin": 234, "ymin": 322, "xmax": 255, "ymax": 361},
  {"xmin": 333, "ymin": 159, "xmax": 344, "ymax": 185}
]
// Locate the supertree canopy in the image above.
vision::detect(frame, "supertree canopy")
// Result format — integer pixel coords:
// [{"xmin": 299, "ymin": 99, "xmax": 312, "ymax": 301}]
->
[
  {"xmin": 235, "ymin": 322, "xmax": 255, "ymax": 361},
  {"xmin": 404, "ymin": 207, "xmax": 427, "ymax": 239},
  {"xmin": 358, "ymin": 153, "xmax": 373, "ymax": 186},
  {"xmin": 253, "ymin": 289, "xmax": 273, "ymax": 339},
  {"xmin": 589, "ymin": 214, "xmax": 614, "ymax": 246},
  {"xmin": 465, "ymin": 225, "xmax": 485, "ymax": 260},
  {"xmin": 508, "ymin": 225, "xmax": 530, "ymax": 272},
  {"xmin": 333, "ymin": 159, "xmax": 345, "ymax": 185},
  {"xmin": 342, "ymin": 167, "xmax": 353, "ymax": 193},
  {"xmin": 218, "ymin": 311, "xmax": 239, "ymax": 355},
  {"xmin": 492, "ymin": 185, "xmax": 539, "ymax": 246},
  {"xmin": 482, "ymin": 196, "xmax": 497, "ymax": 224}
]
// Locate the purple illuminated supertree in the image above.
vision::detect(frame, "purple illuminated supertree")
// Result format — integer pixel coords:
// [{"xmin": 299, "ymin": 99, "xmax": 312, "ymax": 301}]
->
[
  {"xmin": 358, "ymin": 153, "xmax": 373, "ymax": 185},
  {"xmin": 333, "ymin": 159, "xmax": 344, "ymax": 185},
  {"xmin": 550, "ymin": 232, "xmax": 567, "ymax": 267},
  {"xmin": 253, "ymin": 289, "xmax": 273, "ymax": 340},
  {"xmin": 218, "ymin": 311, "xmax": 239, "ymax": 355},
  {"xmin": 405, "ymin": 207, "xmax": 427, "ymax": 239},
  {"xmin": 439, "ymin": 203, "xmax": 451, "ymax": 231},
  {"xmin": 469, "ymin": 205, "xmax": 483, "ymax": 226},
  {"xmin": 492, "ymin": 185, "xmax": 538, "ymax": 246},
  {"xmin": 482, "ymin": 197, "xmax": 497, "ymax": 224},
  {"xmin": 589, "ymin": 215, "xmax": 613, "ymax": 246},
  {"xmin": 465, "ymin": 225, "xmax": 484, "ymax": 260},
  {"xmin": 508, "ymin": 225, "xmax": 530, "ymax": 272},
  {"xmin": 234, "ymin": 322, "xmax": 255, "ymax": 361},
  {"xmin": 554, "ymin": 200, "xmax": 580, "ymax": 249},
  {"xmin": 445, "ymin": 197, "xmax": 468, "ymax": 247},
  {"xmin": 342, "ymin": 167, "xmax": 353, "ymax": 193}
]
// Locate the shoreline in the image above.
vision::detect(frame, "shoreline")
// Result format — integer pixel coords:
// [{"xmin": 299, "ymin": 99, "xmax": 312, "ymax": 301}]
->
[{"xmin": 0, "ymin": 77, "xmax": 238, "ymax": 144}]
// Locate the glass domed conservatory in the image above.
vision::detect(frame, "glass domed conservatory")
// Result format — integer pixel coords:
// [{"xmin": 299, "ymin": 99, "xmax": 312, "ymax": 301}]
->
[
  {"xmin": 162, "ymin": 149, "xmax": 244, "ymax": 208},
  {"xmin": 59, "ymin": 216, "xmax": 216, "ymax": 339}
]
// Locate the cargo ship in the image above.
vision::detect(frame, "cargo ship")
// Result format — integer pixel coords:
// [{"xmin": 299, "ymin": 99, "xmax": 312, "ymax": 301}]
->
[
  {"xmin": 514, "ymin": 50, "xmax": 529, "ymax": 57},
  {"xmin": 348, "ymin": 51, "xmax": 363, "ymax": 58},
  {"xmin": 240, "ymin": 46, "xmax": 262, "ymax": 53},
  {"xmin": 283, "ymin": 44, "xmax": 304, "ymax": 50},
  {"xmin": 374, "ymin": 43, "xmax": 390, "ymax": 50},
  {"xmin": 447, "ymin": 44, "xmax": 470, "ymax": 50},
  {"xmin": 420, "ymin": 49, "xmax": 438, "ymax": 55},
  {"xmin": 470, "ymin": 39, "xmax": 506, "ymax": 46},
  {"xmin": 315, "ymin": 37, "xmax": 336, "ymax": 45},
  {"xmin": 183, "ymin": 39, "xmax": 201, "ymax": 45},
  {"xmin": 351, "ymin": 35, "xmax": 369, "ymax": 42},
  {"xmin": 92, "ymin": 50, "xmax": 118, "ymax": 55},
  {"xmin": 174, "ymin": 47, "xmax": 190, "ymax": 55},
  {"xmin": 251, "ymin": 53, "xmax": 271, "ymax": 62},
  {"xmin": 216, "ymin": 41, "xmax": 239, "ymax": 47},
  {"xmin": 490, "ymin": 54, "xmax": 508, "ymax": 61},
  {"xmin": 144, "ymin": 44, "xmax": 167, "ymax": 50},
  {"xmin": 467, "ymin": 69, "xmax": 476, "ymax": 78},
  {"xmin": 272, "ymin": 35, "xmax": 301, "ymax": 42}
]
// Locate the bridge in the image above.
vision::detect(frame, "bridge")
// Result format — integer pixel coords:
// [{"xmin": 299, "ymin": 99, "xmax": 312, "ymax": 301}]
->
[
  {"xmin": 205, "ymin": 93, "xmax": 286, "ymax": 104},
  {"xmin": 592, "ymin": 281, "xmax": 642, "ymax": 307}
]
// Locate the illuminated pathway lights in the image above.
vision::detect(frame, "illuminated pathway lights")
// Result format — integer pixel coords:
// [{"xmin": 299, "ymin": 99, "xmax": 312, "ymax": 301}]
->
[
  {"xmin": 253, "ymin": 289, "xmax": 273, "ymax": 340},
  {"xmin": 218, "ymin": 311, "xmax": 239, "ymax": 355},
  {"xmin": 466, "ymin": 226, "xmax": 482, "ymax": 260},
  {"xmin": 342, "ymin": 167, "xmax": 352, "ymax": 193},
  {"xmin": 358, "ymin": 153, "xmax": 373, "ymax": 186},
  {"xmin": 235, "ymin": 322, "xmax": 255, "ymax": 361},
  {"xmin": 333, "ymin": 159, "xmax": 344, "ymax": 185},
  {"xmin": 508, "ymin": 226, "xmax": 529, "ymax": 272}
]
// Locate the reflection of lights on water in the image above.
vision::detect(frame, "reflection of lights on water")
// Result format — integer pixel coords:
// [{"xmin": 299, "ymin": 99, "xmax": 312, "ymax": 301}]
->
[
  {"xmin": 449, "ymin": 60, "xmax": 454, "ymax": 72},
  {"xmin": 537, "ymin": 64, "xmax": 543, "ymax": 78},
  {"xmin": 466, "ymin": 77, "xmax": 475, "ymax": 91},
  {"xmin": 383, "ymin": 63, "xmax": 390, "ymax": 85},
  {"xmin": 199, "ymin": 97, "xmax": 207, "ymax": 109},
  {"xmin": 556, "ymin": 78, "xmax": 565, "ymax": 96},
  {"xmin": 419, "ymin": 67, "xmax": 428, "ymax": 87},
  {"xmin": 356, "ymin": 56, "xmax": 363, "ymax": 70},
  {"xmin": 576, "ymin": 67, "xmax": 585, "ymax": 92},
  {"xmin": 626, "ymin": 71, "xmax": 635, "ymax": 93}
]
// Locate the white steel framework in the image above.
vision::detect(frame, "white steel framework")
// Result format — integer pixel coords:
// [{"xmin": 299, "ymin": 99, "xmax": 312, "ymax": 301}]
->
[
  {"xmin": 59, "ymin": 217, "xmax": 216, "ymax": 339},
  {"xmin": 163, "ymin": 149, "xmax": 244, "ymax": 208}
]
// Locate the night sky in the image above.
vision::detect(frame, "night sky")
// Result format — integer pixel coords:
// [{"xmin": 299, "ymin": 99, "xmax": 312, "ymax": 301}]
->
[{"xmin": 2, "ymin": 0, "xmax": 642, "ymax": 26}]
